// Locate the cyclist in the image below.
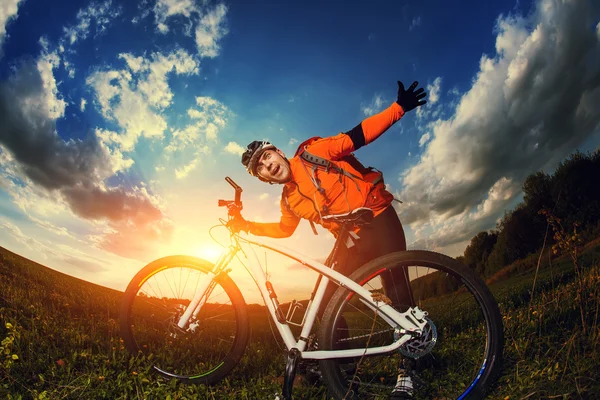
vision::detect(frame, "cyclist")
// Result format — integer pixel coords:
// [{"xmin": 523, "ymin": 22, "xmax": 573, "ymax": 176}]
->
[{"xmin": 230, "ymin": 80, "xmax": 427, "ymax": 398}]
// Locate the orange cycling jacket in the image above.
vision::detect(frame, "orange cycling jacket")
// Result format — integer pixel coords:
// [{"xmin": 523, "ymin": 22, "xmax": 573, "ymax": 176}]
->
[{"xmin": 248, "ymin": 102, "xmax": 405, "ymax": 238}]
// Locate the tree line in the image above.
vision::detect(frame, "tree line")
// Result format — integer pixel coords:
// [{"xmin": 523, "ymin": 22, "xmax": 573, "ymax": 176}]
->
[{"xmin": 456, "ymin": 149, "xmax": 600, "ymax": 278}]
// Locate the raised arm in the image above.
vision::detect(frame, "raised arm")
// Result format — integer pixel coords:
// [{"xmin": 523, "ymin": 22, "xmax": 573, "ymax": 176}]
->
[{"xmin": 306, "ymin": 80, "xmax": 427, "ymax": 160}]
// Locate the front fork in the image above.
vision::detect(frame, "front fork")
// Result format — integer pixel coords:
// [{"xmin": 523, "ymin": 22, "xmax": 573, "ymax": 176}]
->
[
  {"xmin": 176, "ymin": 276, "xmax": 216, "ymax": 330},
  {"xmin": 176, "ymin": 246, "xmax": 236, "ymax": 330}
]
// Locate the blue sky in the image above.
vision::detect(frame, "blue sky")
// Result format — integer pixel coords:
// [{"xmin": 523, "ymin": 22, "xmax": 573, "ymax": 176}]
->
[{"xmin": 0, "ymin": 0, "xmax": 599, "ymax": 301}]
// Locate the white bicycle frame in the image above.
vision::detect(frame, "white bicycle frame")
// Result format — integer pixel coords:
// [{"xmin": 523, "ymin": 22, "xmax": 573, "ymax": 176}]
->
[{"xmin": 177, "ymin": 231, "xmax": 429, "ymax": 360}]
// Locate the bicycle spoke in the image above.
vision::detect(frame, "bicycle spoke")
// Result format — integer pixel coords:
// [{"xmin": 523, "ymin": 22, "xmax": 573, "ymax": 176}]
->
[
  {"xmin": 320, "ymin": 251, "xmax": 503, "ymax": 400},
  {"xmin": 124, "ymin": 261, "xmax": 246, "ymax": 380}
]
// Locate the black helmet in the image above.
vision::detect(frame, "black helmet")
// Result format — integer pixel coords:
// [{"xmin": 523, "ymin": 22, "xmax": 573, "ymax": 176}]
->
[{"xmin": 241, "ymin": 140, "xmax": 276, "ymax": 176}]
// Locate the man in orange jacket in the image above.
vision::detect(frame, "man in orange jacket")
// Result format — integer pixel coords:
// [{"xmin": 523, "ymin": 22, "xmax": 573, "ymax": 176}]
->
[
  {"xmin": 232, "ymin": 80, "xmax": 426, "ymax": 311},
  {"xmin": 233, "ymin": 80, "xmax": 426, "ymax": 399}
]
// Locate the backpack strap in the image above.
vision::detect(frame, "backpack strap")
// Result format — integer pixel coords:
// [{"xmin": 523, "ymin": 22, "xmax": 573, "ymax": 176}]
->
[
  {"xmin": 299, "ymin": 147, "xmax": 368, "ymax": 187},
  {"xmin": 295, "ymin": 136, "xmax": 384, "ymax": 186}
]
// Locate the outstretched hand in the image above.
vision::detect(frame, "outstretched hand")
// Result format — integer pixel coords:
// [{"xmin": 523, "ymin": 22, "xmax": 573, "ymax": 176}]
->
[{"xmin": 396, "ymin": 81, "xmax": 427, "ymax": 112}]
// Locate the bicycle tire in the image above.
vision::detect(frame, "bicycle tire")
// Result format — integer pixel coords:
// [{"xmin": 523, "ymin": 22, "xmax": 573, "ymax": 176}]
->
[
  {"xmin": 319, "ymin": 250, "xmax": 503, "ymax": 400},
  {"xmin": 120, "ymin": 255, "xmax": 249, "ymax": 385}
]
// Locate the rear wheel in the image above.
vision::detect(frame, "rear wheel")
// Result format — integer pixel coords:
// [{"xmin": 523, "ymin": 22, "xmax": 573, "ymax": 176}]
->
[
  {"xmin": 120, "ymin": 255, "xmax": 249, "ymax": 384},
  {"xmin": 319, "ymin": 250, "xmax": 503, "ymax": 399}
]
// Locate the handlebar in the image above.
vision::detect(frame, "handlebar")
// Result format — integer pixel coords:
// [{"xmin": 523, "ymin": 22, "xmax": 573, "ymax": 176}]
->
[
  {"xmin": 218, "ymin": 177, "xmax": 243, "ymax": 217},
  {"xmin": 225, "ymin": 176, "xmax": 243, "ymax": 205}
]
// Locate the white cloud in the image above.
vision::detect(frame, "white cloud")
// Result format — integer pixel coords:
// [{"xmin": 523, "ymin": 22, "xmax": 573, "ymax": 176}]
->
[
  {"xmin": 154, "ymin": 0, "xmax": 197, "ymax": 33},
  {"xmin": 417, "ymin": 78, "xmax": 442, "ymax": 119},
  {"xmin": 0, "ymin": 0, "xmax": 23, "ymax": 56},
  {"xmin": 1, "ymin": 219, "xmax": 55, "ymax": 256},
  {"xmin": 165, "ymin": 124, "xmax": 201, "ymax": 153},
  {"xmin": 259, "ymin": 193, "xmax": 269, "ymax": 200},
  {"xmin": 0, "ymin": 54, "xmax": 173, "ymax": 261},
  {"xmin": 407, "ymin": 177, "xmax": 520, "ymax": 252},
  {"xmin": 34, "ymin": 50, "xmax": 67, "ymax": 120},
  {"xmin": 289, "ymin": 138, "xmax": 298, "ymax": 146},
  {"xmin": 61, "ymin": 0, "xmax": 122, "ymax": 47},
  {"xmin": 87, "ymin": 48, "xmax": 221, "ymax": 184},
  {"xmin": 472, "ymin": 177, "xmax": 517, "ymax": 219},
  {"xmin": 409, "ymin": 16, "xmax": 421, "ymax": 31},
  {"xmin": 132, "ymin": 0, "xmax": 151, "ymax": 25},
  {"xmin": 175, "ymin": 158, "xmax": 198, "ymax": 179},
  {"xmin": 186, "ymin": 96, "xmax": 233, "ymax": 141},
  {"xmin": 224, "ymin": 141, "xmax": 245, "ymax": 156},
  {"xmin": 87, "ymin": 70, "xmax": 166, "ymax": 151},
  {"xmin": 29, "ymin": 216, "xmax": 78, "ymax": 239},
  {"xmin": 80, "ymin": 98, "xmax": 87, "ymax": 111},
  {"xmin": 427, "ymin": 77, "xmax": 442, "ymax": 104},
  {"xmin": 87, "ymin": 49, "xmax": 199, "ymax": 152},
  {"xmin": 206, "ymin": 123, "xmax": 218, "ymax": 141},
  {"xmin": 398, "ymin": 0, "xmax": 600, "ymax": 252},
  {"xmin": 119, "ymin": 53, "xmax": 144, "ymax": 73},
  {"xmin": 160, "ymin": 95, "xmax": 229, "ymax": 179},
  {"xmin": 146, "ymin": 1, "xmax": 229, "ymax": 57},
  {"xmin": 94, "ymin": 128, "xmax": 134, "ymax": 174},
  {"xmin": 448, "ymin": 87, "xmax": 460, "ymax": 96},
  {"xmin": 361, "ymin": 93, "xmax": 386, "ymax": 116},
  {"xmin": 418, "ymin": 132, "xmax": 431, "ymax": 147},
  {"xmin": 132, "ymin": 50, "xmax": 199, "ymax": 109},
  {"xmin": 0, "ymin": 156, "xmax": 70, "ymax": 217},
  {"xmin": 168, "ymin": 143, "xmax": 208, "ymax": 179},
  {"xmin": 195, "ymin": 3, "xmax": 228, "ymax": 57}
]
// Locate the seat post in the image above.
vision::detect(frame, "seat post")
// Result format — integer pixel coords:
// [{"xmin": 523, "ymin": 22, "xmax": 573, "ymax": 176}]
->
[
  {"xmin": 327, "ymin": 221, "xmax": 352, "ymax": 267},
  {"xmin": 307, "ymin": 221, "xmax": 352, "ymax": 303}
]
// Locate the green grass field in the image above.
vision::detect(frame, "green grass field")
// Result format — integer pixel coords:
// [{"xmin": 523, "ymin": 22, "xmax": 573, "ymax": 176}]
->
[{"xmin": 1, "ymin": 242, "xmax": 599, "ymax": 399}]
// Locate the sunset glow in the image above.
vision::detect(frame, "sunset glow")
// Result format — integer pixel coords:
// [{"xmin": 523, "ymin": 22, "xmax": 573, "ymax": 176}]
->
[{"xmin": 0, "ymin": 0, "xmax": 599, "ymax": 300}]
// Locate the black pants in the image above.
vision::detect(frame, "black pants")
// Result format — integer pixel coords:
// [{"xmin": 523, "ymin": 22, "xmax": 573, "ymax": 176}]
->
[{"xmin": 319, "ymin": 205, "xmax": 414, "ymax": 316}]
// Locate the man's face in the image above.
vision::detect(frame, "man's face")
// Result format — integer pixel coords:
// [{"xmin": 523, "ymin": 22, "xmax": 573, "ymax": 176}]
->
[{"xmin": 256, "ymin": 149, "xmax": 291, "ymax": 183}]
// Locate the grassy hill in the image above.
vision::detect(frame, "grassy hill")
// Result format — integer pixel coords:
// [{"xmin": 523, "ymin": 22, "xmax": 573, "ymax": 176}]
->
[{"xmin": 1, "ymin": 243, "xmax": 599, "ymax": 399}]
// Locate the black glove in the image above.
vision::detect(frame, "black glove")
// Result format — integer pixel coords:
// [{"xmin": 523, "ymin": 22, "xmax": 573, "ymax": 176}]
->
[
  {"xmin": 226, "ymin": 215, "xmax": 253, "ymax": 234},
  {"xmin": 396, "ymin": 80, "xmax": 427, "ymax": 112}
]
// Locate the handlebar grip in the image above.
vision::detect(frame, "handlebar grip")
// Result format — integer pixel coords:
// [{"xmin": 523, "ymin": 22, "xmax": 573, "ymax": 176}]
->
[
  {"xmin": 225, "ymin": 177, "xmax": 243, "ymax": 206},
  {"xmin": 225, "ymin": 177, "xmax": 242, "ymax": 191}
]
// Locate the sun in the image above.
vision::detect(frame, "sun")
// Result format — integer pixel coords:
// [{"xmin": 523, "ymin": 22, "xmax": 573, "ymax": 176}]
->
[{"xmin": 194, "ymin": 243, "xmax": 225, "ymax": 263}]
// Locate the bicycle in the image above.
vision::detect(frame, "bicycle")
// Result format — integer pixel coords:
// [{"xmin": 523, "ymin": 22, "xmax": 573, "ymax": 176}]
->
[{"xmin": 120, "ymin": 177, "xmax": 504, "ymax": 400}]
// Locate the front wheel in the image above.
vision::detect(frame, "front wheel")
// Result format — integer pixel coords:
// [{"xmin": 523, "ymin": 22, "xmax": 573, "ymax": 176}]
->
[
  {"xmin": 119, "ymin": 255, "xmax": 249, "ymax": 385},
  {"xmin": 319, "ymin": 250, "xmax": 504, "ymax": 400}
]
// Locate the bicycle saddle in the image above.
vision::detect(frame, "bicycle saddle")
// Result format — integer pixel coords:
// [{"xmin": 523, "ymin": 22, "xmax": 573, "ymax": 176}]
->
[{"xmin": 322, "ymin": 207, "xmax": 374, "ymax": 226}]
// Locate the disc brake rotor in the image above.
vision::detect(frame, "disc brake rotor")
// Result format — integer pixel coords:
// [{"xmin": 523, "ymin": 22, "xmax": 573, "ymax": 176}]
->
[{"xmin": 397, "ymin": 316, "xmax": 437, "ymax": 359}]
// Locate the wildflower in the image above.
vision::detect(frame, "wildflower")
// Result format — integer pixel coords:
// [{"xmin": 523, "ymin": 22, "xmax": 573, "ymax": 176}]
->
[
  {"xmin": 98, "ymin": 376, "xmax": 105, "ymax": 381},
  {"xmin": 56, "ymin": 359, "xmax": 65, "ymax": 367}
]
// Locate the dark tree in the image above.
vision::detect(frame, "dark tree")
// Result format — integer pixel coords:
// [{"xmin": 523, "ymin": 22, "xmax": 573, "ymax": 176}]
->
[{"xmin": 463, "ymin": 231, "xmax": 498, "ymax": 276}]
